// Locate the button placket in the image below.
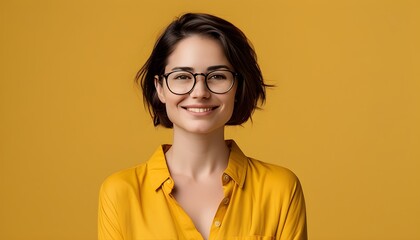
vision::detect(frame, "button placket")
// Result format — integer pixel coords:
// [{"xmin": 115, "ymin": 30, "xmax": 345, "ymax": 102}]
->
[
  {"xmin": 209, "ymin": 174, "xmax": 234, "ymax": 239},
  {"xmin": 163, "ymin": 178, "xmax": 174, "ymax": 195},
  {"xmin": 222, "ymin": 174, "xmax": 231, "ymax": 185}
]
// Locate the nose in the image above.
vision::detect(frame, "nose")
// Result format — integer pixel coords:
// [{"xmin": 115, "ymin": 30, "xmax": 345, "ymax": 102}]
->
[{"xmin": 190, "ymin": 75, "xmax": 211, "ymax": 98}]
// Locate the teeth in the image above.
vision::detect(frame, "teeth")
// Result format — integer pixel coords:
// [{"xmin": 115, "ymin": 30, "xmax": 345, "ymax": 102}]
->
[{"xmin": 186, "ymin": 107, "xmax": 213, "ymax": 113}]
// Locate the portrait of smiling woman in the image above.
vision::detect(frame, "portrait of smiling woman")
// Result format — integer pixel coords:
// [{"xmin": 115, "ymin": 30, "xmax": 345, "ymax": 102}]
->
[{"xmin": 98, "ymin": 13, "xmax": 307, "ymax": 240}]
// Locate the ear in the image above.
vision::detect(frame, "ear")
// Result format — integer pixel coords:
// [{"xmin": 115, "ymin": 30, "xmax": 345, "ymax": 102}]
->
[{"xmin": 154, "ymin": 75, "xmax": 166, "ymax": 103}]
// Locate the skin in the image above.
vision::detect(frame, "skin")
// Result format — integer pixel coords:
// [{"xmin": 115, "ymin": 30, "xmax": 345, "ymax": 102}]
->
[{"xmin": 155, "ymin": 35, "xmax": 238, "ymax": 239}]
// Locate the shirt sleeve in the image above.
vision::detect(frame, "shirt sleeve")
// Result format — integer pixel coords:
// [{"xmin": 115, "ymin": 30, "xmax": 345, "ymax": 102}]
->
[
  {"xmin": 98, "ymin": 179, "xmax": 124, "ymax": 240},
  {"xmin": 277, "ymin": 177, "xmax": 308, "ymax": 240}
]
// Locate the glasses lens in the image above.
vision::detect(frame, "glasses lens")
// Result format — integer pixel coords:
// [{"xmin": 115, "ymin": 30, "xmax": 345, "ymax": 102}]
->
[
  {"xmin": 166, "ymin": 71, "xmax": 195, "ymax": 94},
  {"xmin": 206, "ymin": 70, "xmax": 235, "ymax": 94}
]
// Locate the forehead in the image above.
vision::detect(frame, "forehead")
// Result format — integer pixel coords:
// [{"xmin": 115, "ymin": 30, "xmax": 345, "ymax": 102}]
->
[{"xmin": 165, "ymin": 35, "xmax": 232, "ymax": 71}]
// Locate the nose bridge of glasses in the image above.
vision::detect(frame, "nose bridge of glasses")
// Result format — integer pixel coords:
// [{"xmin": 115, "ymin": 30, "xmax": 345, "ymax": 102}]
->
[
  {"xmin": 191, "ymin": 73, "xmax": 210, "ymax": 93},
  {"xmin": 193, "ymin": 72, "xmax": 207, "ymax": 80}
]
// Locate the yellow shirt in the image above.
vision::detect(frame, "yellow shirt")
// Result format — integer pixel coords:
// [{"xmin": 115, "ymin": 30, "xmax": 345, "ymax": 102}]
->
[{"xmin": 98, "ymin": 140, "xmax": 307, "ymax": 240}]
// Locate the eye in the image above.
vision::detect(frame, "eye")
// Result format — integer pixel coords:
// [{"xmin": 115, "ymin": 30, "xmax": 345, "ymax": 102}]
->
[
  {"xmin": 171, "ymin": 72, "xmax": 193, "ymax": 80},
  {"xmin": 175, "ymin": 75, "xmax": 190, "ymax": 80},
  {"xmin": 208, "ymin": 72, "xmax": 228, "ymax": 80}
]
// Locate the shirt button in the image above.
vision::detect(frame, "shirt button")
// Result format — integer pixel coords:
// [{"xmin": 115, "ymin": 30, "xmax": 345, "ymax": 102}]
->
[
  {"xmin": 214, "ymin": 220, "xmax": 221, "ymax": 227},
  {"xmin": 223, "ymin": 197, "xmax": 230, "ymax": 205},
  {"xmin": 223, "ymin": 174, "xmax": 230, "ymax": 183},
  {"xmin": 166, "ymin": 179, "xmax": 172, "ymax": 184}
]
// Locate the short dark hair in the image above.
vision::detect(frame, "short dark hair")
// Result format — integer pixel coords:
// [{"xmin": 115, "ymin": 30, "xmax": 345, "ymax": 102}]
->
[{"xmin": 136, "ymin": 13, "xmax": 269, "ymax": 128}]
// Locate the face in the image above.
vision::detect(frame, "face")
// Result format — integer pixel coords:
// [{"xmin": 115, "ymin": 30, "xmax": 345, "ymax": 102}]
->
[{"xmin": 155, "ymin": 35, "xmax": 237, "ymax": 135}]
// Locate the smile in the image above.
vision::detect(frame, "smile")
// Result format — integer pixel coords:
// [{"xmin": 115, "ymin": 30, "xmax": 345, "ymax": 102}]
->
[
  {"xmin": 182, "ymin": 106, "xmax": 218, "ymax": 113},
  {"xmin": 186, "ymin": 107, "xmax": 213, "ymax": 113}
]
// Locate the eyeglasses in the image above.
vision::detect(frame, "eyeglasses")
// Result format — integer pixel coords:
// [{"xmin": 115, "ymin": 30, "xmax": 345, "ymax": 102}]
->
[{"xmin": 160, "ymin": 69, "xmax": 238, "ymax": 95}]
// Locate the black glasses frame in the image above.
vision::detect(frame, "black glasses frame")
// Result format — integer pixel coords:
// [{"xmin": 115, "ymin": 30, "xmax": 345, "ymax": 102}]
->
[{"xmin": 160, "ymin": 69, "xmax": 239, "ymax": 95}]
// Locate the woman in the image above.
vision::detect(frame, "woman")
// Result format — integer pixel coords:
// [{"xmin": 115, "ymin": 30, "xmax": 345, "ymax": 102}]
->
[{"xmin": 98, "ymin": 13, "xmax": 307, "ymax": 240}]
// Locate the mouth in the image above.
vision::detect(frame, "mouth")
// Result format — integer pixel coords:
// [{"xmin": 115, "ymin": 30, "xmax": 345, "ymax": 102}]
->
[{"xmin": 182, "ymin": 106, "xmax": 219, "ymax": 113}]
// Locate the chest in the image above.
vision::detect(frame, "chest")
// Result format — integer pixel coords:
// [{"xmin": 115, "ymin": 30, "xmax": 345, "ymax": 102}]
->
[
  {"xmin": 124, "ymin": 174, "xmax": 283, "ymax": 240},
  {"xmin": 171, "ymin": 176, "xmax": 224, "ymax": 239}
]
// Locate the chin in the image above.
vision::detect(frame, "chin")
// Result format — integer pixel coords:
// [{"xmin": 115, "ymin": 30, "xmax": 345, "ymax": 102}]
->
[
  {"xmin": 185, "ymin": 127, "xmax": 219, "ymax": 135},
  {"xmin": 175, "ymin": 122, "xmax": 226, "ymax": 135}
]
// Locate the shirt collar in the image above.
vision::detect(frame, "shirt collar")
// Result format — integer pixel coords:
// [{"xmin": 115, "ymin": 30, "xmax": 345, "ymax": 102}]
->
[
  {"xmin": 147, "ymin": 145, "xmax": 172, "ymax": 191},
  {"xmin": 147, "ymin": 140, "xmax": 248, "ymax": 191},
  {"xmin": 224, "ymin": 140, "xmax": 247, "ymax": 188}
]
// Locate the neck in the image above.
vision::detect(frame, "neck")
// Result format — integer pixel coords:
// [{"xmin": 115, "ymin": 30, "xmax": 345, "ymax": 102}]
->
[{"xmin": 165, "ymin": 127, "xmax": 230, "ymax": 180}]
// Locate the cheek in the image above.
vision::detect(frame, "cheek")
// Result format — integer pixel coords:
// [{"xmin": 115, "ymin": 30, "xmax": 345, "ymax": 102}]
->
[
  {"xmin": 163, "ymin": 94, "xmax": 184, "ymax": 117},
  {"xmin": 229, "ymin": 87, "xmax": 238, "ymax": 108},
  {"xmin": 163, "ymin": 101, "xmax": 177, "ymax": 123},
  {"xmin": 226, "ymin": 88, "xmax": 238, "ymax": 118},
  {"xmin": 224, "ymin": 94, "xmax": 237, "ymax": 116}
]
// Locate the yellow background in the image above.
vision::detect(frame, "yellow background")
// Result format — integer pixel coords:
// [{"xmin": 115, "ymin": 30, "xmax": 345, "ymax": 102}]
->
[{"xmin": 1, "ymin": 0, "xmax": 419, "ymax": 239}]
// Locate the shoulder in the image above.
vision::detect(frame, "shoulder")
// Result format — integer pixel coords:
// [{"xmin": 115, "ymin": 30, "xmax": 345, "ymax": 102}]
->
[
  {"xmin": 229, "ymin": 140, "xmax": 300, "ymax": 187},
  {"xmin": 246, "ymin": 158, "xmax": 302, "ymax": 194},
  {"xmin": 247, "ymin": 158, "xmax": 299, "ymax": 182},
  {"xmin": 99, "ymin": 163, "xmax": 147, "ymax": 198},
  {"xmin": 99, "ymin": 145, "xmax": 170, "ymax": 199}
]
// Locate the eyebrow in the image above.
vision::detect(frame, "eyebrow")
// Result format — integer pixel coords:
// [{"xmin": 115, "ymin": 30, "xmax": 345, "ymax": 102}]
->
[{"xmin": 171, "ymin": 65, "xmax": 231, "ymax": 72}]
